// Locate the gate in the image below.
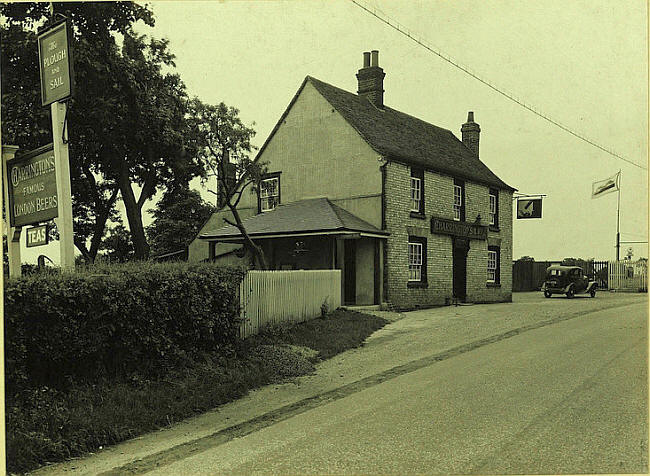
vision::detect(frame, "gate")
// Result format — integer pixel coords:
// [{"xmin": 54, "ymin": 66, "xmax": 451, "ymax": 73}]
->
[{"xmin": 608, "ymin": 261, "xmax": 647, "ymax": 292}]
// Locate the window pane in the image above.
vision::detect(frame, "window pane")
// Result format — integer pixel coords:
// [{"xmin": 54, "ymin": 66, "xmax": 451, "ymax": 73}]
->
[
  {"xmin": 261, "ymin": 177, "xmax": 279, "ymax": 211},
  {"xmin": 408, "ymin": 242, "xmax": 423, "ymax": 281},
  {"xmin": 410, "ymin": 178, "xmax": 421, "ymax": 212},
  {"xmin": 487, "ymin": 250, "xmax": 497, "ymax": 282}
]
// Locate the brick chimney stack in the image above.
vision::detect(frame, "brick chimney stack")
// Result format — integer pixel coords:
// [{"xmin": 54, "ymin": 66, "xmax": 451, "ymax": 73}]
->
[
  {"xmin": 356, "ymin": 50, "xmax": 385, "ymax": 108},
  {"xmin": 461, "ymin": 111, "xmax": 481, "ymax": 157}
]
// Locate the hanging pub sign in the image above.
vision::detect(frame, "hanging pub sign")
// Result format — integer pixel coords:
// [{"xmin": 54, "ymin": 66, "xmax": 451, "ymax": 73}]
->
[
  {"xmin": 517, "ymin": 198, "xmax": 543, "ymax": 219},
  {"xmin": 7, "ymin": 144, "xmax": 59, "ymax": 227},
  {"xmin": 26, "ymin": 224, "xmax": 49, "ymax": 248},
  {"xmin": 38, "ymin": 19, "xmax": 74, "ymax": 106}
]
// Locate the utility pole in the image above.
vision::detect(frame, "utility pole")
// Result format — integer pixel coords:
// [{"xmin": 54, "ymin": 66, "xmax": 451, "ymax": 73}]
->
[{"xmin": 616, "ymin": 170, "xmax": 621, "ymax": 261}]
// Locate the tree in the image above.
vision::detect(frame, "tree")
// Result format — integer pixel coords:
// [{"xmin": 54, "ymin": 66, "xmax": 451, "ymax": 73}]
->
[
  {"xmin": 189, "ymin": 100, "xmax": 269, "ymax": 269},
  {"xmin": 146, "ymin": 186, "xmax": 216, "ymax": 257},
  {"xmin": 1, "ymin": 3, "xmax": 204, "ymax": 261},
  {"xmin": 0, "ymin": 2, "xmax": 155, "ymax": 262},
  {"xmin": 99, "ymin": 224, "xmax": 134, "ymax": 263}
]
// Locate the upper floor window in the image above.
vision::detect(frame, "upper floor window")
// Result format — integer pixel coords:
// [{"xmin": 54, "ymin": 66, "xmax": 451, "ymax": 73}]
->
[
  {"xmin": 260, "ymin": 174, "xmax": 280, "ymax": 212},
  {"xmin": 489, "ymin": 188, "xmax": 499, "ymax": 228},
  {"xmin": 453, "ymin": 179, "xmax": 465, "ymax": 221},
  {"xmin": 410, "ymin": 168, "xmax": 424, "ymax": 216}
]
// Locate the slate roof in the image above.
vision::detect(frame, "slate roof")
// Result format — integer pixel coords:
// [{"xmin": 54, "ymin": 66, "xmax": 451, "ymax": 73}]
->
[
  {"xmin": 200, "ymin": 198, "xmax": 388, "ymax": 240},
  {"xmin": 257, "ymin": 75, "xmax": 514, "ymax": 191}
]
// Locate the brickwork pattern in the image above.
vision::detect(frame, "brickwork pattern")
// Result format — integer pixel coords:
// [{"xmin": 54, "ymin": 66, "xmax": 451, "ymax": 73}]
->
[{"xmin": 384, "ymin": 161, "xmax": 512, "ymax": 309}]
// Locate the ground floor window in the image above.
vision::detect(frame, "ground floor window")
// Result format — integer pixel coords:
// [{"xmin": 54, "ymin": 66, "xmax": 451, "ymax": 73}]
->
[
  {"xmin": 408, "ymin": 236, "xmax": 427, "ymax": 285},
  {"xmin": 488, "ymin": 246, "xmax": 500, "ymax": 284}
]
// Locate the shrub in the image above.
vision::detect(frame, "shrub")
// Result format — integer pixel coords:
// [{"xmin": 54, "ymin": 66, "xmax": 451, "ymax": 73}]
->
[{"xmin": 4, "ymin": 262, "xmax": 246, "ymax": 394}]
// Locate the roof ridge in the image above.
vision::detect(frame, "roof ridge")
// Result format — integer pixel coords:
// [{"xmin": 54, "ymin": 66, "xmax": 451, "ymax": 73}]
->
[
  {"xmin": 308, "ymin": 76, "xmax": 456, "ymax": 136},
  {"xmin": 326, "ymin": 198, "xmax": 346, "ymax": 228}
]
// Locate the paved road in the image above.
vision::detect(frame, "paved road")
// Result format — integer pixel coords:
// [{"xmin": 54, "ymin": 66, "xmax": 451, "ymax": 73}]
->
[{"xmin": 144, "ymin": 300, "xmax": 647, "ymax": 475}]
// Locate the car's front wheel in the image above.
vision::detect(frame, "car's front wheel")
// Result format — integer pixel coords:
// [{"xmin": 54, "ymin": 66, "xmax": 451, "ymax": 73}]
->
[
  {"xmin": 590, "ymin": 288, "xmax": 596, "ymax": 298},
  {"xmin": 544, "ymin": 290, "xmax": 552, "ymax": 298},
  {"xmin": 566, "ymin": 287, "xmax": 575, "ymax": 299}
]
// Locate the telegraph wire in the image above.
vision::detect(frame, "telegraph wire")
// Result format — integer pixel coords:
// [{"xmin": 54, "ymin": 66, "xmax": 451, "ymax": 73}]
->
[{"xmin": 350, "ymin": 0, "xmax": 647, "ymax": 171}]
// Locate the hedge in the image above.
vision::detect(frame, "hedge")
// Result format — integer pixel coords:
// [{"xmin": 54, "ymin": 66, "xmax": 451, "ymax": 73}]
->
[{"xmin": 4, "ymin": 262, "xmax": 246, "ymax": 394}]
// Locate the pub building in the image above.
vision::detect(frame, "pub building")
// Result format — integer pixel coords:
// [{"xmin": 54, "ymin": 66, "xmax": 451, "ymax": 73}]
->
[{"xmin": 190, "ymin": 50, "xmax": 515, "ymax": 309}]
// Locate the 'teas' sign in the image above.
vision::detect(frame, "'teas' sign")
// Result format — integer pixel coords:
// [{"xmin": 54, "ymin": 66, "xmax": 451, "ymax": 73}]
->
[
  {"xmin": 7, "ymin": 144, "xmax": 59, "ymax": 227},
  {"xmin": 26, "ymin": 225, "xmax": 49, "ymax": 248},
  {"xmin": 38, "ymin": 20, "xmax": 74, "ymax": 106}
]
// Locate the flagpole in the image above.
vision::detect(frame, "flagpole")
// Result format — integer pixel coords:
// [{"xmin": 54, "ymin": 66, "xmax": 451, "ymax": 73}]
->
[{"xmin": 616, "ymin": 170, "xmax": 621, "ymax": 261}]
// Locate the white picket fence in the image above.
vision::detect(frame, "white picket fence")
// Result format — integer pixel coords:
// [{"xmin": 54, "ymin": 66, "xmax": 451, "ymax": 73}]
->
[
  {"xmin": 239, "ymin": 270, "xmax": 342, "ymax": 338},
  {"xmin": 608, "ymin": 261, "xmax": 648, "ymax": 292}
]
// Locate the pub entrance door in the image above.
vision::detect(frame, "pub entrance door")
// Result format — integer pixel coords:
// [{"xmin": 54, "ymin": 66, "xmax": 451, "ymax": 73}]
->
[{"xmin": 453, "ymin": 237, "xmax": 469, "ymax": 302}]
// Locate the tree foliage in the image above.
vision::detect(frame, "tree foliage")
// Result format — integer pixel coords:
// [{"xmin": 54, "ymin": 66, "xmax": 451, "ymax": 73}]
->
[
  {"xmin": 188, "ymin": 100, "xmax": 268, "ymax": 268},
  {"xmin": 1, "ymin": 2, "xmax": 203, "ymax": 261},
  {"xmin": 146, "ymin": 186, "xmax": 216, "ymax": 257},
  {"xmin": 99, "ymin": 224, "xmax": 134, "ymax": 263}
]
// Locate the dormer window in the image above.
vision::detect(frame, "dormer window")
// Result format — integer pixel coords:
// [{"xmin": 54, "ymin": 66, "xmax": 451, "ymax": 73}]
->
[
  {"xmin": 259, "ymin": 173, "xmax": 280, "ymax": 212},
  {"xmin": 410, "ymin": 168, "xmax": 424, "ymax": 217}
]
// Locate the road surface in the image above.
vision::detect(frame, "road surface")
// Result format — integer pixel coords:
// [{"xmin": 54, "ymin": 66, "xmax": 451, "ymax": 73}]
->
[{"xmin": 139, "ymin": 300, "xmax": 647, "ymax": 475}]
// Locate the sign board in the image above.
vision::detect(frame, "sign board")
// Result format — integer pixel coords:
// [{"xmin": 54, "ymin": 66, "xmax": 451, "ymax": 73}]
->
[
  {"xmin": 517, "ymin": 198, "xmax": 543, "ymax": 219},
  {"xmin": 7, "ymin": 144, "xmax": 59, "ymax": 227},
  {"xmin": 26, "ymin": 225, "xmax": 49, "ymax": 248},
  {"xmin": 38, "ymin": 20, "xmax": 74, "ymax": 106},
  {"xmin": 430, "ymin": 216, "xmax": 487, "ymax": 240}
]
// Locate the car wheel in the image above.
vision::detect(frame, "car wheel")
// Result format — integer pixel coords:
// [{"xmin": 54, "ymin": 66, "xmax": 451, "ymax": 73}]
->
[
  {"xmin": 566, "ymin": 287, "xmax": 574, "ymax": 299},
  {"xmin": 590, "ymin": 289, "xmax": 596, "ymax": 298},
  {"xmin": 544, "ymin": 290, "xmax": 552, "ymax": 298}
]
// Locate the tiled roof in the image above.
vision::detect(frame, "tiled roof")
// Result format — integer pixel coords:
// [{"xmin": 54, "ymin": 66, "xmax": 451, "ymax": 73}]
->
[
  {"xmin": 307, "ymin": 76, "xmax": 515, "ymax": 191},
  {"xmin": 200, "ymin": 198, "xmax": 388, "ymax": 240}
]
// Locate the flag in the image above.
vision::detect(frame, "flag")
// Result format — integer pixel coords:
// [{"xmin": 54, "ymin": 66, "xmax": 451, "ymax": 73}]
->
[{"xmin": 591, "ymin": 172, "xmax": 620, "ymax": 199}]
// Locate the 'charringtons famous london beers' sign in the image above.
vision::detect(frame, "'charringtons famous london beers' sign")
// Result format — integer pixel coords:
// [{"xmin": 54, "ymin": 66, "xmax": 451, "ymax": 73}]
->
[
  {"xmin": 38, "ymin": 20, "xmax": 74, "ymax": 106},
  {"xmin": 7, "ymin": 144, "xmax": 59, "ymax": 227}
]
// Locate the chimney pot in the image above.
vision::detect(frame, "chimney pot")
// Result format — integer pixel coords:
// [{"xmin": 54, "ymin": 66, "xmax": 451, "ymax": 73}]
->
[
  {"xmin": 467, "ymin": 111, "xmax": 474, "ymax": 122},
  {"xmin": 371, "ymin": 50, "xmax": 379, "ymax": 67},
  {"xmin": 363, "ymin": 51, "xmax": 371, "ymax": 67}
]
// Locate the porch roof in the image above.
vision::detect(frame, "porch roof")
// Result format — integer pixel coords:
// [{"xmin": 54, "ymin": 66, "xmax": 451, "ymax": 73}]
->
[{"xmin": 199, "ymin": 198, "xmax": 389, "ymax": 242}]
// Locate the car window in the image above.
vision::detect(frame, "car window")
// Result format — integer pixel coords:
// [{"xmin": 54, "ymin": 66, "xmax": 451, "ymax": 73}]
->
[{"xmin": 549, "ymin": 269, "xmax": 562, "ymax": 276}]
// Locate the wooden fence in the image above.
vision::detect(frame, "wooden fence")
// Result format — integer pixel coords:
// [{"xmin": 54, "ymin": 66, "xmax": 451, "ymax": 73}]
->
[
  {"xmin": 513, "ymin": 259, "xmax": 612, "ymax": 291},
  {"xmin": 608, "ymin": 261, "xmax": 648, "ymax": 292},
  {"xmin": 239, "ymin": 270, "xmax": 342, "ymax": 338}
]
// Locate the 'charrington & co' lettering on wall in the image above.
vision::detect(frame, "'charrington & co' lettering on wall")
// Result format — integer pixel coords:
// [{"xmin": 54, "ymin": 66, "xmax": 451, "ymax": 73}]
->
[
  {"xmin": 430, "ymin": 216, "xmax": 487, "ymax": 240},
  {"xmin": 7, "ymin": 144, "xmax": 59, "ymax": 227}
]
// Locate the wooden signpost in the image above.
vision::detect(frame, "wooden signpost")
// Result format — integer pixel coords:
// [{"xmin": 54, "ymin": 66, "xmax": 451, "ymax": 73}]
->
[{"xmin": 37, "ymin": 17, "xmax": 75, "ymax": 270}]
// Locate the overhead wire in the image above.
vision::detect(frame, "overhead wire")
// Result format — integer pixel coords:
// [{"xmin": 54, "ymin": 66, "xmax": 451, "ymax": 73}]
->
[{"xmin": 350, "ymin": 0, "xmax": 647, "ymax": 171}]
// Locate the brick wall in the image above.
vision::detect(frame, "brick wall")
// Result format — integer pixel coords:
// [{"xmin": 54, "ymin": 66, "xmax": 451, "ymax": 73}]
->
[{"xmin": 384, "ymin": 161, "xmax": 512, "ymax": 309}]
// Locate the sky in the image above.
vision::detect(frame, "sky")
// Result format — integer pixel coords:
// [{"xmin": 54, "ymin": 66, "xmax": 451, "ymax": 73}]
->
[{"xmin": 19, "ymin": 0, "xmax": 648, "ymax": 263}]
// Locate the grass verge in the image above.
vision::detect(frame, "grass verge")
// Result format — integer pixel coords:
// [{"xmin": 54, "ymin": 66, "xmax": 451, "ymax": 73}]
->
[{"xmin": 7, "ymin": 309, "xmax": 387, "ymax": 475}]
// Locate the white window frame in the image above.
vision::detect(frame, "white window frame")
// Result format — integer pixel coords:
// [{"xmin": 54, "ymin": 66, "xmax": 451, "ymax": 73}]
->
[
  {"xmin": 487, "ymin": 249, "xmax": 498, "ymax": 283},
  {"xmin": 410, "ymin": 177, "xmax": 422, "ymax": 213},
  {"xmin": 260, "ymin": 177, "xmax": 279, "ymax": 212},
  {"xmin": 453, "ymin": 184, "xmax": 463, "ymax": 221},
  {"xmin": 408, "ymin": 242, "xmax": 423, "ymax": 281},
  {"xmin": 489, "ymin": 192, "xmax": 497, "ymax": 226}
]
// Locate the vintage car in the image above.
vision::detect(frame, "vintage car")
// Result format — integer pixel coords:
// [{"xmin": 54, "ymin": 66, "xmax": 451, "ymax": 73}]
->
[{"xmin": 542, "ymin": 265, "xmax": 597, "ymax": 298}]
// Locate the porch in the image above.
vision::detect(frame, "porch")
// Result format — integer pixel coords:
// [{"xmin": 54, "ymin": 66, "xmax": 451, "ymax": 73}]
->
[{"xmin": 199, "ymin": 198, "xmax": 388, "ymax": 306}]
